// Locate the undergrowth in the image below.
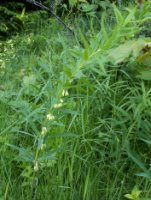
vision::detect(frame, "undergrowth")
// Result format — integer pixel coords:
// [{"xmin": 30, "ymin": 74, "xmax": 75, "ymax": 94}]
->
[{"xmin": 0, "ymin": 1, "xmax": 151, "ymax": 200}]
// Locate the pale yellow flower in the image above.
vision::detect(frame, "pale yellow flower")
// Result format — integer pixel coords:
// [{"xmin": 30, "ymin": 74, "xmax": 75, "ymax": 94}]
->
[
  {"xmin": 41, "ymin": 127, "xmax": 47, "ymax": 136},
  {"xmin": 62, "ymin": 90, "xmax": 69, "ymax": 96},
  {"xmin": 54, "ymin": 103, "xmax": 62, "ymax": 108},
  {"xmin": 47, "ymin": 113, "xmax": 55, "ymax": 121},
  {"xmin": 34, "ymin": 161, "xmax": 39, "ymax": 172},
  {"xmin": 53, "ymin": 99, "xmax": 64, "ymax": 108}
]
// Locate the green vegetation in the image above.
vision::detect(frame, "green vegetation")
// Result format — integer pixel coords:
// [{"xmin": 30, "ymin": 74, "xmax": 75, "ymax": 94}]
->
[{"xmin": 0, "ymin": 1, "xmax": 151, "ymax": 199}]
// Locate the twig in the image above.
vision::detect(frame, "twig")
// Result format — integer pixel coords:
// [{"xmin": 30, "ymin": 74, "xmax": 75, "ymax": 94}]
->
[{"xmin": 26, "ymin": 0, "xmax": 74, "ymax": 34}]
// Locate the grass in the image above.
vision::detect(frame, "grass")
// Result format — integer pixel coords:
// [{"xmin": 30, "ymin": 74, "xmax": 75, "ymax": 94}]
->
[{"xmin": 0, "ymin": 2, "xmax": 151, "ymax": 200}]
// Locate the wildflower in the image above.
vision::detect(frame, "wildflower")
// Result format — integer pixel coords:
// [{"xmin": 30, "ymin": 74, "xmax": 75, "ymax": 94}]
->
[
  {"xmin": 34, "ymin": 161, "xmax": 39, "ymax": 172},
  {"xmin": 53, "ymin": 103, "xmax": 62, "ymax": 108},
  {"xmin": 47, "ymin": 113, "xmax": 55, "ymax": 121},
  {"xmin": 53, "ymin": 99, "xmax": 64, "ymax": 108},
  {"xmin": 62, "ymin": 90, "xmax": 69, "ymax": 96},
  {"xmin": 41, "ymin": 127, "xmax": 47, "ymax": 136}
]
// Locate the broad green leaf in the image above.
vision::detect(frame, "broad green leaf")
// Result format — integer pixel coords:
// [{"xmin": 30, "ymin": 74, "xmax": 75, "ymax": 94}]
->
[
  {"xmin": 136, "ymin": 172, "xmax": 151, "ymax": 180},
  {"xmin": 137, "ymin": 71, "xmax": 151, "ymax": 80},
  {"xmin": 141, "ymin": 138, "xmax": 151, "ymax": 145},
  {"xmin": 125, "ymin": 186, "xmax": 141, "ymax": 199},
  {"xmin": 108, "ymin": 39, "xmax": 147, "ymax": 64},
  {"xmin": 108, "ymin": 41, "xmax": 133, "ymax": 63},
  {"xmin": 131, "ymin": 186, "xmax": 141, "ymax": 198},
  {"xmin": 124, "ymin": 194, "xmax": 135, "ymax": 200}
]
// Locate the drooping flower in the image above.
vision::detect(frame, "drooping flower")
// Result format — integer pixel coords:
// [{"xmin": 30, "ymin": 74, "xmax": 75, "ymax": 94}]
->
[
  {"xmin": 53, "ymin": 99, "xmax": 64, "ymax": 108},
  {"xmin": 62, "ymin": 90, "xmax": 69, "ymax": 96},
  {"xmin": 54, "ymin": 103, "xmax": 62, "ymax": 108},
  {"xmin": 41, "ymin": 127, "xmax": 47, "ymax": 136},
  {"xmin": 34, "ymin": 161, "xmax": 39, "ymax": 172},
  {"xmin": 47, "ymin": 113, "xmax": 55, "ymax": 121}
]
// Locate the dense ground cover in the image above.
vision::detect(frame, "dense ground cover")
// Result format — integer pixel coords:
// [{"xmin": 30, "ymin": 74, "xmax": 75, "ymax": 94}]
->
[{"xmin": 0, "ymin": 1, "xmax": 151, "ymax": 199}]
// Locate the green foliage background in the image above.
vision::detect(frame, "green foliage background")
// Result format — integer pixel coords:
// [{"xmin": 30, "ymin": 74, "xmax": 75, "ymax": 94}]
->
[
  {"xmin": 0, "ymin": 0, "xmax": 137, "ymax": 39},
  {"xmin": 0, "ymin": 0, "xmax": 151, "ymax": 200},
  {"xmin": 0, "ymin": 3, "xmax": 25, "ymax": 38}
]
